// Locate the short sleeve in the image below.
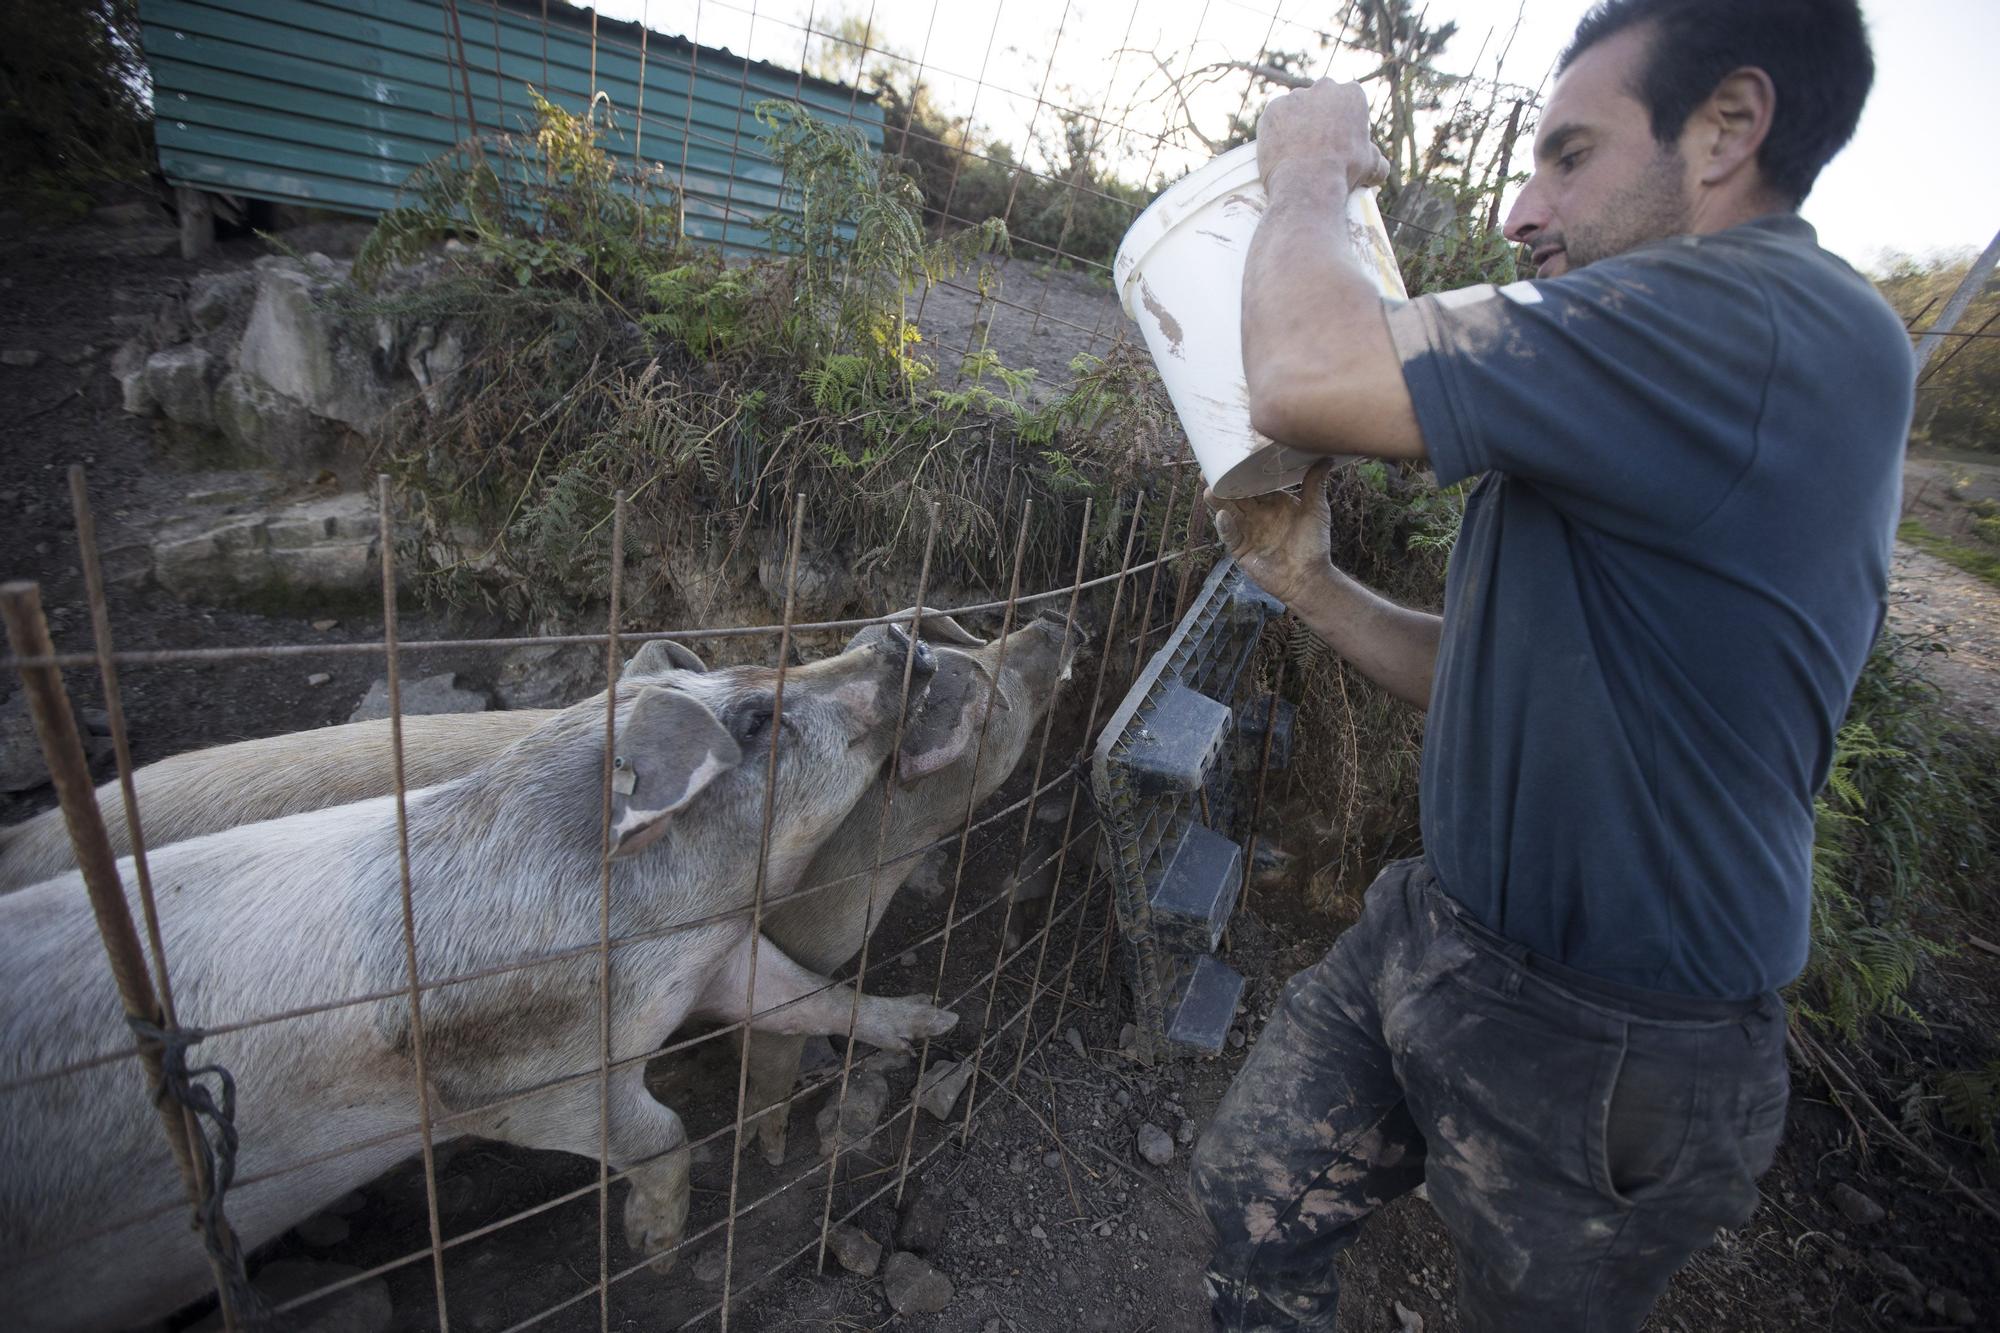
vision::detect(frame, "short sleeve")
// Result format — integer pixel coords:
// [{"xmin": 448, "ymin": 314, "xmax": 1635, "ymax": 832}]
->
[{"xmin": 1385, "ymin": 239, "xmax": 1777, "ymax": 539}]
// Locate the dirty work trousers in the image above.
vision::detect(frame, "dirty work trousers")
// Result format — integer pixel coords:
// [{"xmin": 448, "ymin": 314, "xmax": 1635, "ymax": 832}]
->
[{"xmin": 1190, "ymin": 858, "xmax": 1790, "ymax": 1332}]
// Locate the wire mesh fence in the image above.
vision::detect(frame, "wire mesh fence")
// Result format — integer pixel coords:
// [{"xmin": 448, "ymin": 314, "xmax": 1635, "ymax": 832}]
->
[{"xmin": 0, "ymin": 462, "xmax": 1256, "ymax": 1331}]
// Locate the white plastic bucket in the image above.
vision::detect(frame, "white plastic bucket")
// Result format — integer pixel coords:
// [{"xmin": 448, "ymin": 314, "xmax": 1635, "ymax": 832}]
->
[{"xmin": 1114, "ymin": 143, "xmax": 1408, "ymax": 498}]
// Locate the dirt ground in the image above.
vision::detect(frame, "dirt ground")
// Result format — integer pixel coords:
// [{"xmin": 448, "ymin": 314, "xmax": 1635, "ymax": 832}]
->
[{"xmin": 3, "ymin": 203, "xmax": 1998, "ymax": 1333}]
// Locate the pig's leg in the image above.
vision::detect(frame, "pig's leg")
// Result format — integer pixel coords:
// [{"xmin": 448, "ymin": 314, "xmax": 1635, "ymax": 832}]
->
[
  {"xmin": 472, "ymin": 1067, "xmax": 692, "ymax": 1268},
  {"xmin": 742, "ymin": 1030, "xmax": 809, "ymax": 1167},
  {"xmin": 694, "ymin": 931, "xmax": 958, "ymax": 1053}
]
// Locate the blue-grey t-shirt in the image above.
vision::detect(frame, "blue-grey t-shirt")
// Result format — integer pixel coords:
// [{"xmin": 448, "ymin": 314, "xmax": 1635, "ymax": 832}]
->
[{"xmin": 1385, "ymin": 214, "xmax": 1913, "ymax": 999}]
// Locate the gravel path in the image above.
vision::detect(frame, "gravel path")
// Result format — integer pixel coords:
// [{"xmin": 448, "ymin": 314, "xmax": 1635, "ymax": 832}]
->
[{"xmin": 1886, "ymin": 540, "xmax": 2000, "ymax": 732}]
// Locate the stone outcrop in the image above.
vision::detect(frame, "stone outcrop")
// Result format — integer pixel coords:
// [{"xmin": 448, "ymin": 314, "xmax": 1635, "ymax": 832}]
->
[{"xmin": 147, "ymin": 491, "xmax": 387, "ymax": 607}]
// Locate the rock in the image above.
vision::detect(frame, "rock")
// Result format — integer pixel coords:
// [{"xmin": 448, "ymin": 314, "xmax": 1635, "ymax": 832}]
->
[
  {"xmin": 1829, "ymin": 1182, "xmax": 1885, "ymax": 1226},
  {"xmin": 1065, "ymin": 1027, "xmax": 1088, "ymax": 1061},
  {"xmin": 894, "ymin": 1191, "xmax": 949, "ymax": 1253},
  {"xmin": 493, "ymin": 642, "xmax": 603, "ymax": 710},
  {"xmin": 189, "ymin": 1259, "xmax": 389, "ymax": 1333},
  {"xmin": 294, "ymin": 1212, "xmax": 351, "ymax": 1247},
  {"xmin": 347, "ymin": 673, "xmax": 488, "ymax": 724},
  {"xmin": 1029, "ymin": 1223, "xmax": 1047, "ymax": 1240},
  {"xmin": 149, "ymin": 494, "xmax": 380, "ymax": 605},
  {"xmin": 882, "ymin": 1252, "xmax": 953, "ymax": 1316},
  {"xmin": 143, "ymin": 345, "xmax": 216, "ymax": 429},
  {"xmin": 187, "ymin": 269, "xmax": 257, "ymax": 332},
  {"xmin": 112, "ymin": 339, "xmax": 156, "ymax": 416},
  {"xmin": 1136, "ymin": 1122, "xmax": 1174, "ymax": 1167},
  {"xmin": 1927, "ymin": 1288, "xmax": 1977, "ymax": 1326},
  {"xmin": 693, "ymin": 1246, "xmax": 725, "ymax": 1284},
  {"xmin": 1227, "ymin": 1027, "xmax": 1247, "ymax": 1049},
  {"xmin": 2, "ymin": 349, "xmax": 43, "ymax": 367},
  {"xmin": 1393, "ymin": 1300, "xmax": 1425, "ymax": 1333},
  {"xmin": 1118, "ymin": 1022, "xmax": 1136, "ymax": 1051},
  {"xmin": 827, "ymin": 1222, "xmax": 882, "ymax": 1277},
  {"xmin": 313, "ymin": 618, "xmax": 340, "ymax": 631},
  {"xmin": 1042, "ymin": 1150, "xmax": 1062, "ymax": 1169},
  {"xmin": 1177, "ymin": 1117, "xmax": 1197, "ymax": 1146},
  {"xmin": 1865, "ymin": 1249, "xmax": 1921, "ymax": 1294},
  {"xmin": 306, "ymin": 673, "xmax": 332, "ymax": 687},
  {"xmin": 757, "ymin": 538, "xmax": 858, "ymax": 619},
  {"xmin": 405, "ymin": 323, "xmax": 467, "ymax": 413},
  {"xmin": 238, "ymin": 256, "xmax": 390, "ymax": 435},
  {"xmin": 815, "ymin": 1066, "xmax": 889, "ymax": 1158},
  {"xmin": 1, "ymin": 696, "xmax": 51, "ymax": 793},
  {"xmin": 918, "ymin": 1058, "xmax": 974, "ymax": 1121},
  {"xmin": 213, "ymin": 369, "xmax": 341, "ymax": 474}
]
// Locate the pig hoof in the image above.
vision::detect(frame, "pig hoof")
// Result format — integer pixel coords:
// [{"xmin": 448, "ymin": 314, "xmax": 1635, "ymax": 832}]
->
[
  {"xmin": 757, "ymin": 1120, "xmax": 789, "ymax": 1168},
  {"xmin": 624, "ymin": 1192, "xmax": 689, "ymax": 1271},
  {"xmin": 894, "ymin": 997, "xmax": 958, "ymax": 1040}
]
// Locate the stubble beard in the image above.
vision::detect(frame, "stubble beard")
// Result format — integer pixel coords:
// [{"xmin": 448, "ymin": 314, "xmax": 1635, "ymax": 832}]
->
[{"xmin": 1562, "ymin": 145, "xmax": 1692, "ymax": 270}]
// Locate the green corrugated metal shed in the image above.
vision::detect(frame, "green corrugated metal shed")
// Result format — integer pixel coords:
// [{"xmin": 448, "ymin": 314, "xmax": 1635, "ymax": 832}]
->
[{"xmin": 140, "ymin": 0, "xmax": 885, "ymax": 253}]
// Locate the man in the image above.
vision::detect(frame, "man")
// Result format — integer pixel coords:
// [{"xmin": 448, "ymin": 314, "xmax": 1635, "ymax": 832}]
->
[{"xmin": 1190, "ymin": 2, "xmax": 1912, "ymax": 1330}]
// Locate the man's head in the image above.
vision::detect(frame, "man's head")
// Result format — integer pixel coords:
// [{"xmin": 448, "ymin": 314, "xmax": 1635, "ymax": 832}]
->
[{"xmin": 1505, "ymin": 0, "xmax": 1873, "ymax": 277}]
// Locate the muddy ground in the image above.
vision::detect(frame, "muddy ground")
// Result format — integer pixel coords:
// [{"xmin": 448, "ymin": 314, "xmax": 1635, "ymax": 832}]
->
[{"xmin": 2, "ymin": 201, "xmax": 1998, "ymax": 1333}]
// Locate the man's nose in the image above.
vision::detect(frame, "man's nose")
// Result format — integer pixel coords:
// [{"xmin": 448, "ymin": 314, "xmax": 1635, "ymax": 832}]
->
[{"xmin": 1502, "ymin": 174, "xmax": 1547, "ymax": 246}]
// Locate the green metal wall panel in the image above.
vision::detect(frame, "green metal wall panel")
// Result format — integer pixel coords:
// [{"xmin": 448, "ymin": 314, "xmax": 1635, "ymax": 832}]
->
[{"xmin": 141, "ymin": 0, "xmax": 884, "ymax": 252}]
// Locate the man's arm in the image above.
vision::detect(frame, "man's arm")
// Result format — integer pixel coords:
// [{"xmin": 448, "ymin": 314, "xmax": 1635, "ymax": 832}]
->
[
  {"xmin": 1244, "ymin": 81, "xmax": 1426, "ymax": 462},
  {"xmin": 1215, "ymin": 462, "xmax": 1440, "ymax": 710}
]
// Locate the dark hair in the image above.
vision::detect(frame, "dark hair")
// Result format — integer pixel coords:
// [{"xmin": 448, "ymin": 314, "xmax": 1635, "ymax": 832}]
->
[{"xmin": 1560, "ymin": 0, "xmax": 1873, "ymax": 205}]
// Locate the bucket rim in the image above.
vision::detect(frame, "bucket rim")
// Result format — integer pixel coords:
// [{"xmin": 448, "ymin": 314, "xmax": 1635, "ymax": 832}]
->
[{"xmin": 1113, "ymin": 142, "xmax": 1264, "ymax": 318}]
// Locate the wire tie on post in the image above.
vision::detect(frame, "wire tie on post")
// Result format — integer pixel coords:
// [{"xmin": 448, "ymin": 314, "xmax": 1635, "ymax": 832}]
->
[{"xmin": 124, "ymin": 1015, "xmax": 273, "ymax": 1329}]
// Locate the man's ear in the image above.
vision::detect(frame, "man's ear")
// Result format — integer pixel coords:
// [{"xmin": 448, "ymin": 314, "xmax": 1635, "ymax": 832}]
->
[
  {"xmin": 1694, "ymin": 66, "xmax": 1777, "ymax": 188},
  {"xmin": 608, "ymin": 687, "xmax": 742, "ymax": 859},
  {"xmin": 626, "ymin": 638, "xmax": 708, "ymax": 678},
  {"xmin": 896, "ymin": 649, "xmax": 996, "ymax": 784}
]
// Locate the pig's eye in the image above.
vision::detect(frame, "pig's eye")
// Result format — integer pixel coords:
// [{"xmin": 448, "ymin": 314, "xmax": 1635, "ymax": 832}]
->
[{"xmin": 725, "ymin": 698, "xmax": 777, "ymax": 745}]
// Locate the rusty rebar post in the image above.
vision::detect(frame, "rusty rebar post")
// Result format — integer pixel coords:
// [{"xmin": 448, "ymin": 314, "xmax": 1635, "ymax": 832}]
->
[
  {"xmin": 1128, "ymin": 477, "xmax": 1183, "ymax": 680},
  {"xmin": 0, "ymin": 579, "xmax": 250, "ymax": 1327},
  {"xmin": 1005, "ymin": 500, "xmax": 1097, "ymax": 1087},
  {"xmin": 594, "ymin": 493, "xmax": 627, "ymax": 1331},
  {"xmin": 719, "ymin": 491, "xmax": 808, "ymax": 1330},
  {"xmin": 1169, "ymin": 481, "xmax": 1207, "ymax": 630},
  {"xmin": 67, "ymin": 465, "xmax": 224, "ymax": 1276},
  {"xmin": 1239, "ymin": 614, "xmax": 1291, "ymax": 918},
  {"xmin": 378, "ymin": 474, "xmax": 453, "ymax": 1333},
  {"xmin": 814, "ymin": 504, "xmax": 943, "ymax": 1272}
]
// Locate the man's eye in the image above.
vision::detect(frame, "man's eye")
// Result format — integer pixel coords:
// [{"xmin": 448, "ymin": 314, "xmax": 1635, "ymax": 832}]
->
[{"xmin": 1557, "ymin": 150, "xmax": 1585, "ymax": 173}]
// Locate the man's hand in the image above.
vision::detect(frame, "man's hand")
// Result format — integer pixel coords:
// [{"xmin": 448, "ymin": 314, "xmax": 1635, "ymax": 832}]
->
[
  {"xmin": 1254, "ymin": 80, "xmax": 1391, "ymax": 198},
  {"xmin": 1210, "ymin": 460, "xmax": 1338, "ymax": 606}
]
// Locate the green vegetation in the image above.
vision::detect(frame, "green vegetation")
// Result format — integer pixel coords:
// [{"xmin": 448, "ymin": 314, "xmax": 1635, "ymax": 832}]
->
[
  {"xmin": 1899, "ymin": 518, "xmax": 2000, "ymax": 588},
  {"xmin": 1802, "ymin": 634, "xmax": 2000, "ymax": 1038},
  {"xmin": 1877, "ymin": 251, "xmax": 2000, "ymax": 455},
  {"xmin": 348, "ymin": 91, "xmax": 1178, "ymax": 625}
]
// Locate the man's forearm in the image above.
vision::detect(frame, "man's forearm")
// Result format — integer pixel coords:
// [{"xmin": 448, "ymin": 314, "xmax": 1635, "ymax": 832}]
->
[
  {"xmin": 1283, "ymin": 558, "xmax": 1440, "ymax": 709},
  {"xmin": 1242, "ymin": 164, "xmax": 1426, "ymax": 460}
]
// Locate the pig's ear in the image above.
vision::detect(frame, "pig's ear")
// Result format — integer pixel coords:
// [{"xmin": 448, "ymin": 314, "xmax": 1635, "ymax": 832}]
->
[
  {"xmin": 626, "ymin": 638, "xmax": 708, "ymax": 678},
  {"xmin": 608, "ymin": 688, "xmax": 742, "ymax": 859},
  {"xmin": 884, "ymin": 605, "xmax": 986, "ymax": 648},
  {"xmin": 896, "ymin": 649, "xmax": 993, "ymax": 784}
]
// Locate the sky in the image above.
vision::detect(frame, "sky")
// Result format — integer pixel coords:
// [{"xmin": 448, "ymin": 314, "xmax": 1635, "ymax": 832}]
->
[{"xmin": 597, "ymin": 0, "xmax": 1998, "ymax": 274}]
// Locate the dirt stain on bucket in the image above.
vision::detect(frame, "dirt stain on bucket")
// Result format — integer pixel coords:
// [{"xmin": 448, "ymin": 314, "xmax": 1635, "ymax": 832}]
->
[{"xmin": 1139, "ymin": 279, "xmax": 1186, "ymax": 359}]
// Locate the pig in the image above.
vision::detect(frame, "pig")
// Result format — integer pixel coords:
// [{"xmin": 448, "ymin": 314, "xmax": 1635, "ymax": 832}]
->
[
  {"xmin": 0, "ymin": 633, "xmax": 967, "ymax": 1331},
  {"xmin": 734, "ymin": 611, "xmax": 1084, "ymax": 1165},
  {"xmin": 0, "ymin": 611, "xmax": 1083, "ymax": 1165}
]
